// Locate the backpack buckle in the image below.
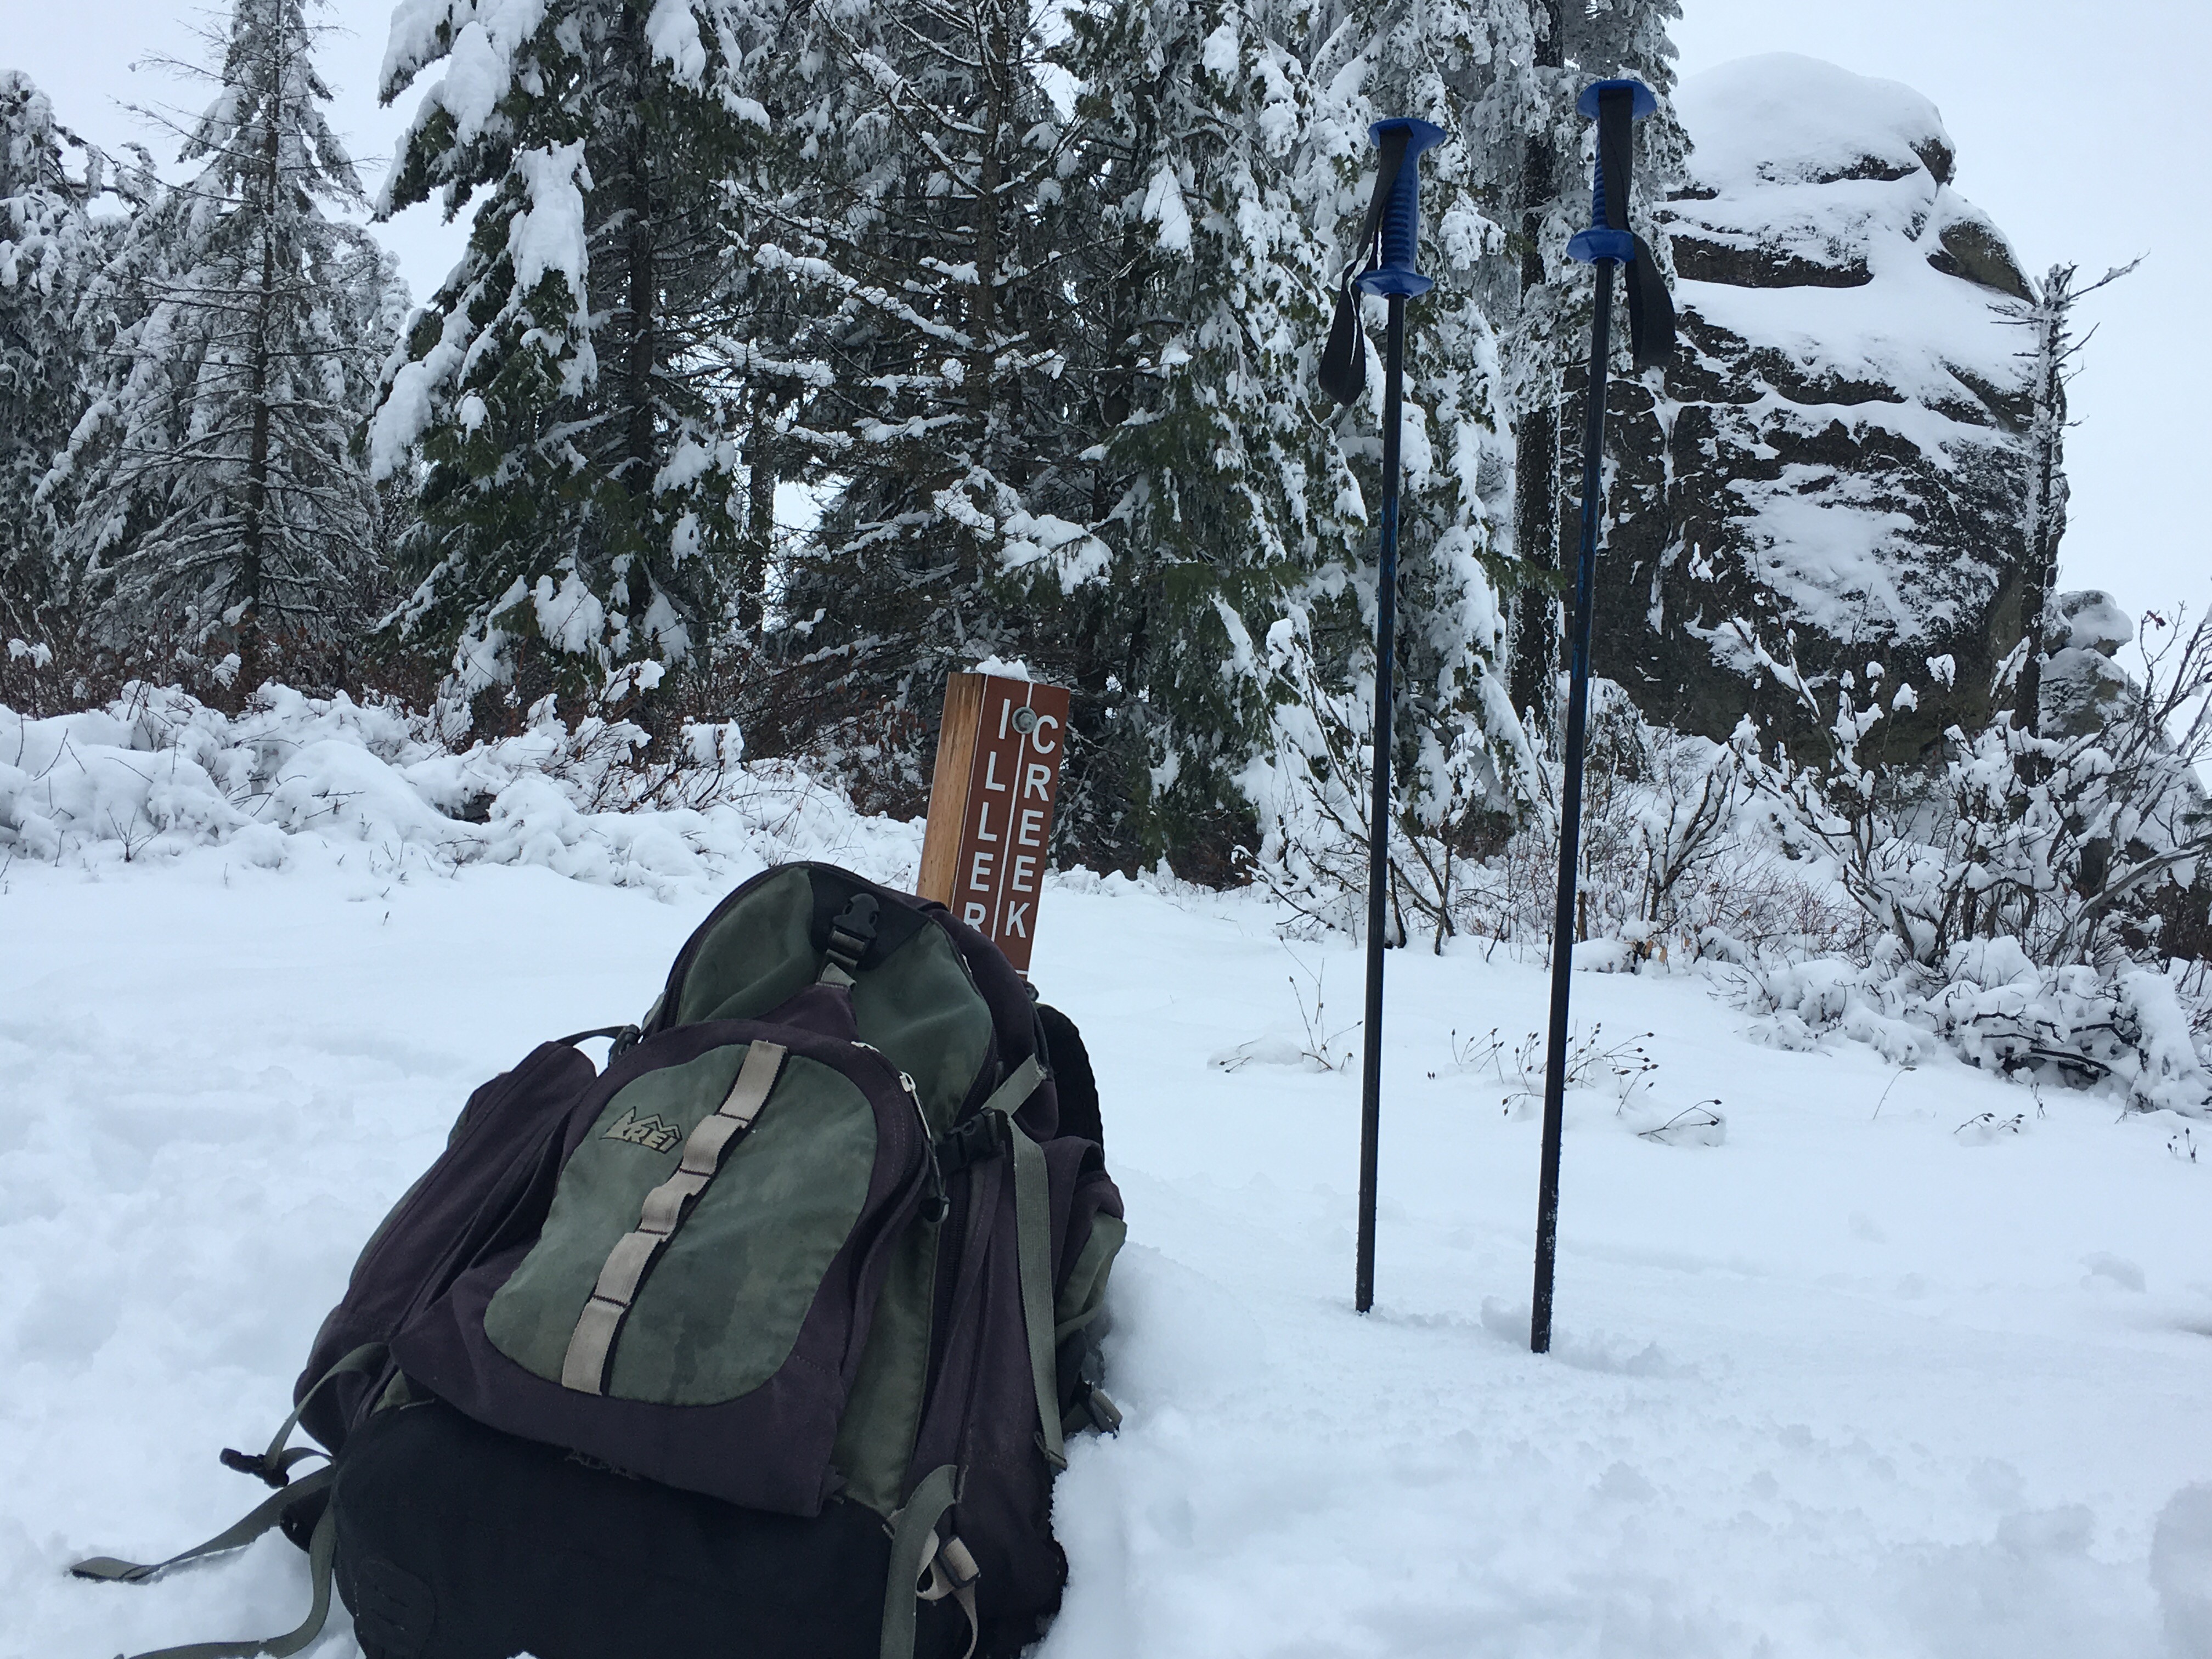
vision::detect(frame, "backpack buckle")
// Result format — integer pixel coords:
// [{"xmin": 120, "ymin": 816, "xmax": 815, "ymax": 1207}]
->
[
  {"xmin": 218, "ymin": 1447, "xmax": 287, "ymax": 1488},
  {"xmin": 218, "ymin": 1446, "xmax": 321, "ymax": 1489},
  {"xmin": 821, "ymin": 892, "xmax": 882, "ymax": 983},
  {"xmin": 933, "ymin": 1109, "xmax": 1011, "ymax": 1178}
]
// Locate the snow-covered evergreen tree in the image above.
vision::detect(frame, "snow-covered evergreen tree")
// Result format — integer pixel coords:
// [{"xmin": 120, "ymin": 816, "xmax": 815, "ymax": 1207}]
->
[
  {"xmin": 370, "ymin": 0, "xmax": 769, "ymax": 715},
  {"xmin": 0, "ymin": 74, "xmax": 110, "ymax": 637},
  {"xmin": 1031, "ymin": 0, "xmax": 1336, "ymax": 860},
  {"xmin": 53, "ymin": 0, "xmax": 394, "ymax": 668},
  {"xmin": 746, "ymin": 0, "xmax": 1108, "ymax": 804},
  {"xmin": 1057, "ymin": 0, "xmax": 1530, "ymax": 892}
]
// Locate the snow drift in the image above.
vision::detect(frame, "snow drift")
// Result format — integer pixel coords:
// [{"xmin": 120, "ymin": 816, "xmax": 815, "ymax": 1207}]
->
[{"xmin": 0, "ymin": 683, "xmax": 919, "ymax": 896}]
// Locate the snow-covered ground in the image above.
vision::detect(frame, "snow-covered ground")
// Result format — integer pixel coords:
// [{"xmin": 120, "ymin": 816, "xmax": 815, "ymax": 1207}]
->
[{"xmin": 7, "ymin": 841, "xmax": 2212, "ymax": 1658}]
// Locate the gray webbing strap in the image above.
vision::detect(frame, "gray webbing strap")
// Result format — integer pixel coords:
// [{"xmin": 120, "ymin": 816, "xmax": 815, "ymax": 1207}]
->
[
  {"xmin": 108, "ymin": 1504, "xmax": 340, "ymax": 1659},
  {"xmin": 561, "ymin": 1040, "xmax": 787, "ymax": 1393},
  {"xmin": 880, "ymin": 1464, "xmax": 972, "ymax": 1659},
  {"xmin": 248, "ymin": 1341, "xmax": 386, "ymax": 1477},
  {"xmin": 1008, "ymin": 1109, "xmax": 1066, "ymax": 1474},
  {"xmin": 978, "ymin": 1054, "xmax": 1045, "ymax": 1124},
  {"xmin": 72, "ymin": 1336, "xmax": 381, "ymax": 1586},
  {"xmin": 70, "ymin": 1464, "xmax": 335, "ymax": 1585},
  {"xmin": 917, "ymin": 1533, "xmax": 981, "ymax": 1659}
]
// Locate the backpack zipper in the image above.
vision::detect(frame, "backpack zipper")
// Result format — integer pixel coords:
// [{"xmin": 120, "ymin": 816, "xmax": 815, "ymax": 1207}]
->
[
  {"xmin": 864, "ymin": 1050, "xmax": 949, "ymax": 1224},
  {"xmin": 900, "ymin": 1070, "xmax": 952, "ymax": 1224}
]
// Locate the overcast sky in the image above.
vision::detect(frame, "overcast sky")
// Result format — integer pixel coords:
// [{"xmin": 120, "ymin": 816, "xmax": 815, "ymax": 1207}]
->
[{"xmin": 12, "ymin": 0, "xmax": 2207, "ymax": 623}]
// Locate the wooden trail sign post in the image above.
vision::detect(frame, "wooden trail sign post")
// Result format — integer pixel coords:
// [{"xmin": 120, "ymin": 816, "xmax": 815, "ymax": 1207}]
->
[{"xmin": 917, "ymin": 673, "xmax": 1071, "ymax": 975}]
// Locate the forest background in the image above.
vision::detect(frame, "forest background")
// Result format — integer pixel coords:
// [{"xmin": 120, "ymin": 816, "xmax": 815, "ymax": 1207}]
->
[
  {"xmin": 8, "ymin": 0, "xmax": 2212, "ymax": 1111},
  {"xmin": 19, "ymin": 0, "xmax": 2199, "ymax": 617}
]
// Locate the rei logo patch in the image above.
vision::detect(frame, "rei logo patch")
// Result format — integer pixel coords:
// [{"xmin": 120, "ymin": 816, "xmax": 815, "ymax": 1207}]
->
[{"xmin": 602, "ymin": 1106, "xmax": 682, "ymax": 1153}]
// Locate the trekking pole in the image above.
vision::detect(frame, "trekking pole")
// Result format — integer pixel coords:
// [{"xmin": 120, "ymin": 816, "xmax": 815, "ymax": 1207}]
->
[
  {"xmin": 1530, "ymin": 80, "xmax": 1675, "ymax": 1353},
  {"xmin": 1317, "ymin": 116, "xmax": 1445, "ymax": 1314}
]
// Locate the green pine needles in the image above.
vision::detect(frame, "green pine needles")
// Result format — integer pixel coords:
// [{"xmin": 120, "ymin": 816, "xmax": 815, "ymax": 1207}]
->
[{"xmin": 365, "ymin": 0, "xmax": 1679, "ymax": 874}]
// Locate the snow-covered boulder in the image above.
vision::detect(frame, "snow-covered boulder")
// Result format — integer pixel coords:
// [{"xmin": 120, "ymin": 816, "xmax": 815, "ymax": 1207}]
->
[
  {"xmin": 2056, "ymin": 590, "xmax": 2132, "ymax": 657},
  {"xmin": 2041, "ymin": 589, "xmax": 2135, "ymax": 737},
  {"xmin": 1588, "ymin": 54, "xmax": 2035, "ymax": 757}
]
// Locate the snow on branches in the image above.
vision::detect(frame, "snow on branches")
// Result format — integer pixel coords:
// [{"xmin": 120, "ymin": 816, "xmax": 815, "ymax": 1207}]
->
[
  {"xmin": 370, "ymin": 0, "xmax": 761, "ymax": 710},
  {"xmin": 1723, "ymin": 601, "xmax": 2212, "ymax": 1114},
  {"xmin": 42, "ymin": 0, "xmax": 396, "ymax": 664}
]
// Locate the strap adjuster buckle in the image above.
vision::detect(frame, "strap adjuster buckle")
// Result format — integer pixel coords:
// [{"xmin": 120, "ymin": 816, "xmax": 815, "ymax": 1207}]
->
[{"xmin": 934, "ymin": 1109, "xmax": 1011, "ymax": 1178}]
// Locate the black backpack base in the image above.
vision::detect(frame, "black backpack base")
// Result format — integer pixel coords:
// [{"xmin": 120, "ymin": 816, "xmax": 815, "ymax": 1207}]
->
[{"xmin": 331, "ymin": 1397, "xmax": 976, "ymax": 1659}]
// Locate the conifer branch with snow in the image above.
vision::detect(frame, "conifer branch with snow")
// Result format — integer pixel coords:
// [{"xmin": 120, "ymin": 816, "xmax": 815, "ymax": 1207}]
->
[{"xmin": 49, "ymin": 0, "xmax": 397, "ymax": 672}]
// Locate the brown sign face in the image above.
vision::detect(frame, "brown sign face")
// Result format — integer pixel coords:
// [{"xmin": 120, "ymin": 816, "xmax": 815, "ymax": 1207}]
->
[{"xmin": 917, "ymin": 674, "xmax": 1071, "ymax": 974}]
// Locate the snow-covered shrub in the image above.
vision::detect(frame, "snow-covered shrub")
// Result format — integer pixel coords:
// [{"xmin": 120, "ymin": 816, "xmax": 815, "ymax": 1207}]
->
[
  {"xmin": 1722, "ymin": 602, "xmax": 2212, "ymax": 1113},
  {"xmin": 1727, "ymin": 606, "xmax": 2211, "ymax": 970},
  {"xmin": 1245, "ymin": 675, "xmax": 1854, "ymax": 960},
  {"xmin": 1723, "ymin": 947, "xmax": 2212, "ymax": 1115},
  {"xmin": 0, "ymin": 680, "xmax": 916, "ymax": 895},
  {"xmin": 1240, "ymin": 606, "xmax": 1531, "ymax": 953},
  {"xmin": 1561, "ymin": 691, "xmax": 1862, "ymax": 958}
]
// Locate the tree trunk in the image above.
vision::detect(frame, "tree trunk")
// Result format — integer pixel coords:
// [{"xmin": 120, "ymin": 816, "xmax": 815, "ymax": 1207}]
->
[
  {"xmin": 968, "ymin": 0, "xmax": 1009, "ymax": 414},
  {"xmin": 741, "ymin": 405, "xmax": 774, "ymax": 634},
  {"xmin": 238, "ymin": 58, "xmax": 283, "ymax": 673},
  {"xmin": 2015, "ymin": 267, "xmax": 2070, "ymax": 741},
  {"xmin": 1508, "ymin": 0, "xmax": 1565, "ymax": 735},
  {"xmin": 1509, "ymin": 396, "xmax": 1558, "ymax": 729},
  {"xmin": 620, "ymin": 6, "xmax": 658, "ymax": 515}
]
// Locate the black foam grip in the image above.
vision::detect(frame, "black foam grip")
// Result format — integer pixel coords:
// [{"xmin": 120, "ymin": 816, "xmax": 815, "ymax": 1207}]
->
[
  {"xmin": 1597, "ymin": 86, "xmax": 1675, "ymax": 368},
  {"xmin": 1318, "ymin": 125, "xmax": 1413, "ymax": 407}
]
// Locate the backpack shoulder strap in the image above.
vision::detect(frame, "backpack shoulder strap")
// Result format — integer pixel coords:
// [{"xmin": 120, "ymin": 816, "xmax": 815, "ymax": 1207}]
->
[
  {"xmin": 940, "ymin": 1056, "xmax": 1064, "ymax": 1474},
  {"xmin": 881, "ymin": 1464, "xmax": 974, "ymax": 1659},
  {"xmin": 69, "ymin": 1345, "xmax": 385, "ymax": 1657},
  {"xmin": 82, "ymin": 1506, "xmax": 338, "ymax": 1659},
  {"xmin": 1007, "ymin": 1104, "xmax": 1066, "ymax": 1474}
]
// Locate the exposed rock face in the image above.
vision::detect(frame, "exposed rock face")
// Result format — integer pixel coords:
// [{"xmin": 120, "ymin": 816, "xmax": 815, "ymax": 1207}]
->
[{"xmin": 1576, "ymin": 54, "xmax": 2036, "ymax": 757}]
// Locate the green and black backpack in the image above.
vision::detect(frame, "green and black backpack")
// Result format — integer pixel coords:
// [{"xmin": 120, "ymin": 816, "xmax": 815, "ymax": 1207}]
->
[{"xmin": 72, "ymin": 861, "xmax": 1125, "ymax": 1659}]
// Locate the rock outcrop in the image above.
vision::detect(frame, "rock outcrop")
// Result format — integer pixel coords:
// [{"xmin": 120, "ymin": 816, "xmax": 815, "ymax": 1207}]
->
[
  {"xmin": 2041, "ymin": 589, "xmax": 2134, "ymax": 739},
  {"xmin": 1579, "ymin": 54, "xmax": 2036, "ymax": 757}
]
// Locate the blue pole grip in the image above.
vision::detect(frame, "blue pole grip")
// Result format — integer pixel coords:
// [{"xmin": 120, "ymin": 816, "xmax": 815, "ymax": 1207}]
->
[
  {"xmin": 1379, "ymin": 160, "xmax": 1421, "ymax": 271},
  {"xmin": 1567, "ymin": 78, "xmax": 1654, "ymax": 267},
  {"xmin": 1355, "ymin": 117, "xmax": 1446, "ymax": 298}
]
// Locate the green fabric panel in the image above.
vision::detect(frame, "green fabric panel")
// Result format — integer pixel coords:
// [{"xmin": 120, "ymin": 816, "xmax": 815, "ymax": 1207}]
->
[
  {"xmin": 829, "ymin": 1214, "xmax": 941, "ymax": 1517},
  {"xmin": 611, "ymin": 1052, "xmax": 875, "ymax": 1402},
  {"xmin": 679, "ymin": 866, "xmax": 820, "ymax": 1026},
  {"xmin": 486, "ymin": 1046, "xmax": 878, "ymax": 1405},
  {"xmin": 489, "ymin": 1053, "xmax": 756, "ymax": 1389},
  {"xmin": 849, "ymin": 924, "xmax": 994, "ymax": 1134},
  {"xmin": 1054, "ymin": 1211, "xmax": 1126, "ymax": 1340},
  {"xmin": 668, "ymin": 866, "xmax": 991, "ymax": 1131},
  {"xmin": 487, "ymin": 1043, "xmax": 752, "ymax": 1382}
]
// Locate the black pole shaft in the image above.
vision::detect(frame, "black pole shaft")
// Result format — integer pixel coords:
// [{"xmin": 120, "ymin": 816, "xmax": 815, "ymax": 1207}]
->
[
  {"xmin": 1531, "ymin": 256, "xmax": 1616, "ymax": 1355},
  {"xmin": 1355, "ymin": 293, "xmax": 1409, "ymax": 1316}
]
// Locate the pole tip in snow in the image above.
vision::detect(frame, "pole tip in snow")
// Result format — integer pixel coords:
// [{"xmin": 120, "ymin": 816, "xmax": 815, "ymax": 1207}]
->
[{"xmin": 1355, "ymin": 117, "xmax": 1447, "ymax": 298}]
